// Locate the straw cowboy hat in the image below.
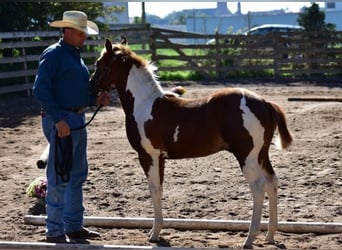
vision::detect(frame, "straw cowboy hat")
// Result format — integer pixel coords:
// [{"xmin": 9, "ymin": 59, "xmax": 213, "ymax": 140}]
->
[{"xmin": 50, "ymin": 10, "xmax": 99, "ymax": 35}]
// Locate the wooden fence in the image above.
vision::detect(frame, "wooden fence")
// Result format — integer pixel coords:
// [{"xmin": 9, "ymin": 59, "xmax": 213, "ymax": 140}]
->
[{"xmin": 1, "ymin": 26, "xmax": 342, "ymax": 94}]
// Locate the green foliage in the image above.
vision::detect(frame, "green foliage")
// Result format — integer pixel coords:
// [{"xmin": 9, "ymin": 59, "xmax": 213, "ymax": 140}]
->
[
  {"xmin": 159, "ymin": 71, "xmax": 202, "ymax": 81},
  {"xmin": 0, "ymin": 2, "xmax": 115, "ymax": 32},
  {"xmin": 297, "ymin": 3, "xmax": 336, "ymax": 31},
  {"xmin": 166, "ymin": 12, "xmax": 187, "ymax": 25}
]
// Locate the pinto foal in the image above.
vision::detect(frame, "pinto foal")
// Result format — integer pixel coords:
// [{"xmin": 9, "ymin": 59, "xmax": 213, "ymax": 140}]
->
[{"xmin": 90, "ymin": 38, "xmax": 293, "ymax": 249}]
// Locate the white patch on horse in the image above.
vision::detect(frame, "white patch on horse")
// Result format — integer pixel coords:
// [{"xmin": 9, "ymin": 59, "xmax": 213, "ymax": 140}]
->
[
  {"xmin": 126, "ymin": 64, "xmax": 168, "ymax": 158},
  {"xmin": 239, "ymin": 91, "xmax": 265, "ymax": 182},
  {"xmin": 173, "ymin": 125, "xmax": 180, "ymax": 142},
  {"xmin": 126, "ymin": 64, "xmax": 163, "ymax": 113}
]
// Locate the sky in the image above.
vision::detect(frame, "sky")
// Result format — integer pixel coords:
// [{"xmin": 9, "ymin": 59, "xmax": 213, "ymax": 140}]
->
[{"xmin": 128, "ymin": 2, "xmax": 324, "ymax": 18}]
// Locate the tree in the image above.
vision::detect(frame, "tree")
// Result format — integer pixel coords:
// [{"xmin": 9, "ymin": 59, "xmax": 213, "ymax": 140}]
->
[
  {"xmin": 297, "ymin": 2, "xmax": 336, "ymax": 31},
  {"xmin": 0, "ymin": 2, "xmax": 127, "ymax": 59},
  {"xmin": 0, "ymin": 2, "xmax": 118, "ymax": 32},
  {"xmin": 297, "ymin": 3, "xmax": 337, "ymax": 76}
]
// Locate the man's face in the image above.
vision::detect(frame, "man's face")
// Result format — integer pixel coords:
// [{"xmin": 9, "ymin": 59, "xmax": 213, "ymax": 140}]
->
[{"xmin": 64, "ymin": 28, "xmax": 87, "ymax": 47}]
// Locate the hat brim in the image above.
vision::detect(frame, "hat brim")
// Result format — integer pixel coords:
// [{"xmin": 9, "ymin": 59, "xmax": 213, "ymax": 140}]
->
[{"xmin": 50, "ymin": 20, "xmax": 99, "ymax": 35}]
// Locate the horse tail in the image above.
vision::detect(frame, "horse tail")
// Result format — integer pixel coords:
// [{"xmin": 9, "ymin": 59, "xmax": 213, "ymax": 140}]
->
[{"xmin": 266, "ymin": 101, "xmax": 293, "ymax": 150}]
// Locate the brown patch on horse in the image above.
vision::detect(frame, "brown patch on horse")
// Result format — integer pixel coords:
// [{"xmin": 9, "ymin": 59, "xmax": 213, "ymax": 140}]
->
[{"xmin": 144, "ymin": 88, "xmax": 254, "ymax": 167}]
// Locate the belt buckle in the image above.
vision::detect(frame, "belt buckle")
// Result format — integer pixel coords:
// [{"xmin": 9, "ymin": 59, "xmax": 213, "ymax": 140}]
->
[{"xmin": 77, "ymin": 107, "xmax": 86, "ymax": 114}]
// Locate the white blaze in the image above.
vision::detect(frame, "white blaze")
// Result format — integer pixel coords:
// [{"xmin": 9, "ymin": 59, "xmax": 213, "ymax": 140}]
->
[{"xmin": 173, "ymin": 125, "xmax": 180, "ymax": 142}]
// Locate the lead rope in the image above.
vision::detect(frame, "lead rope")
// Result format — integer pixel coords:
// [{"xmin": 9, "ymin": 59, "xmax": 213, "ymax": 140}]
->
[
  {"xmin": 54, "ymin": 132, "xmax": 72, "ymax": 183},
  {"xmin": 71, "ymin": 104, "xmax": 103, "ymax": 131},
  {"xmin": 54, "ymin": 104, "xmax": 103, "ymax": 183}
]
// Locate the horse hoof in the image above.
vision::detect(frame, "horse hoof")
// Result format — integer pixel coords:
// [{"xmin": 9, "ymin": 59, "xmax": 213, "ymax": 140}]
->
[
  {"xmin": 265, "ymin": 235, "xmax": 275, "ymax": 244},
  {"xmin": 243, "ymin": 243, "xmax": 253, "ymax": 249},
  {"xmin": 149, "ymin": 238, "xmax": 159, "ymax": 243},
  {"xmin": 148, "ymin": 232, "xmax": 159, "ymax": 243},
  {"xmin": 148, "ymin": 237, "xmax": 170, "ymax": 247}
]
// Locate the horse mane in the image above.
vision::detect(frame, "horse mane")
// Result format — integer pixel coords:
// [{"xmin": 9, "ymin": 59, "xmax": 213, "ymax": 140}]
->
[{"xmin": 111, "ymin": 42, "xmax": 165, "ymax": 98}]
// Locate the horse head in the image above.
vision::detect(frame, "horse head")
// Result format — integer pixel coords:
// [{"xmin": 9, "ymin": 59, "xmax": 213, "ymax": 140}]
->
[{"xmin": 90, "ymin": 37, "xmax": 129, "ymax": 96}]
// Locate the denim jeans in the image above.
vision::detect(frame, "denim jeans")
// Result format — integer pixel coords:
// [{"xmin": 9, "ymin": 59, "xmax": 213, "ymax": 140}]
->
[{"xmin": 42, "ymin": 111, "xmax": 88, "ymax": 237}]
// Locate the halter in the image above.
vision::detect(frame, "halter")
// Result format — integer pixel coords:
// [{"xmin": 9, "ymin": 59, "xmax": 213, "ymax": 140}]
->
[
  {"xmin": 90, "ymin": 53, "xmax": 118, "ymax": 96},
  {"xmin": 91, "ymin": 37, "xmax": 128, "ymax": 96}
]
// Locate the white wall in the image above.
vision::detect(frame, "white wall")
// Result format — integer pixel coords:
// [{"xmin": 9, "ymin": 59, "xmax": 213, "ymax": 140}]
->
[{"xmin": 186, "ymin": 10, "xmax": 342, "ymax": 34}]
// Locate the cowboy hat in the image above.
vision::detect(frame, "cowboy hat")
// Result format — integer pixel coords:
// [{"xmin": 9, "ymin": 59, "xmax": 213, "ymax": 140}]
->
[{"xmin": 50, "ymin": 10, "xmax": 99, "ymax": 35}]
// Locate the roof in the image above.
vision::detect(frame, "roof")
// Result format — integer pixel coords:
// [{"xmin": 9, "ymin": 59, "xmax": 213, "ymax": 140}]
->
[{"xmin": 248, "ymin": 24, "xmax": 303, "ymax": 32}]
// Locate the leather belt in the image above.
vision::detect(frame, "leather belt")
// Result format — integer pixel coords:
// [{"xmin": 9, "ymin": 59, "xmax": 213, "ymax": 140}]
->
[
  {"xmin": 41, "ymin": 107, "xmax": 87, "ymax": 115},
  {"xmin": 69, "ymin": 107, "xmax": 87, "ymax": 114}
]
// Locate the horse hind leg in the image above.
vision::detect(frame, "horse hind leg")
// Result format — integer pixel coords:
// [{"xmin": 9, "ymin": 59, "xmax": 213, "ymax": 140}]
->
[
  {"xmin": 262, "ymin": 156, "xmax": 278, "ymax": 245},
  {"xmin": 241, "ymin": 157, "xmax": 267, "ymax": 249}
]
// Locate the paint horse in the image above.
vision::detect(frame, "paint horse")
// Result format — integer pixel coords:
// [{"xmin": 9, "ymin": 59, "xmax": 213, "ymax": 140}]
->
[{"xmin": 90, "ymin": 38, "xmax": 293, "ymax": 249}]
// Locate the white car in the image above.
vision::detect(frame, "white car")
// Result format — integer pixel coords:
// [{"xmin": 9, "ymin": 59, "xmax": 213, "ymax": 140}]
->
[{"xmin": 245, "ymin": 24, "xmax": 303, "ymax": 36}]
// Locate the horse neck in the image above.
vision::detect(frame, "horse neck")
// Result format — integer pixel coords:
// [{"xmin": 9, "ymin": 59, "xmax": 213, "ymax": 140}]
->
[{"xmin": 117, "ymin": 64, "xmax": 164, "ymax": 115}]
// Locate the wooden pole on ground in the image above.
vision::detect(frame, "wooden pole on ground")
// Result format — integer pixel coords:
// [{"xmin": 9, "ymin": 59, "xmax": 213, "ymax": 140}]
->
[
  {"xmin": 37, "ymin": 144, "xmax": 49, "ymax": 169},
  {"xmin": 0, "ymin": 241, "xmax": 157, "ymax": 250},
  {"xmin": 288, "ymin": 97, "xmax": 342, "ymax": 102},
  {"xmin": 24, "ymin": 215, "xmax": 342, "ymax": 234}
]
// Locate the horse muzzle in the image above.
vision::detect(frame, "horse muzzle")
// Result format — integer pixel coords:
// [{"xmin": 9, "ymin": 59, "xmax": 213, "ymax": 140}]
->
[{"xmin": 89, "ymin": 77, "xmax": 101, "ymax": 96}]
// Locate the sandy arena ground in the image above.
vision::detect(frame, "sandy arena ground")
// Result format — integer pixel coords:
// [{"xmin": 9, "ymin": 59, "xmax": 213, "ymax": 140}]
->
[{"xmin": 0, "ymin": 82, "xmax": 341, "ymax": 249}]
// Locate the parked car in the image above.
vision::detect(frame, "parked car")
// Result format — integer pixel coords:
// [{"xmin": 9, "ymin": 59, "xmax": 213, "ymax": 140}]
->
[
  {"xmin": 245, "ymin": 24, "xmax": 304, "ymax": 59},
  {"xmin": 207, "ymin": 24, "xmax": 303, "ymax": 44},
  {"xmin": 245, "ymin": 24, "xmax": 303, "ymax": 36}
]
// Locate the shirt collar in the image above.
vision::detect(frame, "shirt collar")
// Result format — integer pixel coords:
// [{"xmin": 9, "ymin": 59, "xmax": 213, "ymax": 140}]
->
[{"xmin": 59, "ymin": 39, "xmax": 80, "ymax": 55}]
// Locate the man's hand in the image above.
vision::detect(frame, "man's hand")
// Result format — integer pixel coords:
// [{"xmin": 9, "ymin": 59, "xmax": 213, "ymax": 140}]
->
[
  {"xmin": 55, "ymin": 120, "xmax": 70, "ymax": 138},
  {"xmin": 96, "ymin": 92, "xmax": 111, "ymax": 107}
]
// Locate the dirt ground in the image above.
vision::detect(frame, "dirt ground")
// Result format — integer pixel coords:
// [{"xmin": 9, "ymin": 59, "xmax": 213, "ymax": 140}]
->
[{"xmin": 0, "ymin": 82, "xmax": 341, "ymax": 249}]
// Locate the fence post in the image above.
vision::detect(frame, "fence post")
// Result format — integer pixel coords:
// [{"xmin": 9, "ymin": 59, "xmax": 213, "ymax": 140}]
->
[
  {"xmin": 273, "ymin": 34, "xmax": 279, "ymax": 79},
  {"xmin": 150, "ymin": 30, "xmax": 157, "ymax": 64},
  {"xmin": 215, "ymin": 32, "xmax": 221, "ymax": 80},
  {"xmin": 21, "ymin": 37, "xmax": 31, "ymax": 96}
]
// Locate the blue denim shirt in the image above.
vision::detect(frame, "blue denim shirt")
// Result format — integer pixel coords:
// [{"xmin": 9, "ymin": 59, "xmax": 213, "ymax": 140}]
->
[{"xmin": 33, "ymin": 39, "xmax": 96, "ymax": 123}]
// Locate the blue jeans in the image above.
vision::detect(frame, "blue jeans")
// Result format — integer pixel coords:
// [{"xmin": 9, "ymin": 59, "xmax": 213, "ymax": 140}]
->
[{"xmin": 42, "ymin": 111, "xmax": 88, "ymax": 237}]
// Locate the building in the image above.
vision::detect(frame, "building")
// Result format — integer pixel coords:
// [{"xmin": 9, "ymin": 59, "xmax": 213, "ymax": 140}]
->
[
  {"xmin": 185, "ymin": 2, "xmax": 342, "ymax": 34},
  {"xmin": 101, "ymin": 2, "xmax": 342, "ymax": 33},
  {"xmin": 97, "ymin": 2, "xmax": 129, "ymax": 25},
  {"xmin": 325, "ymin": 2, "xmax": 342, "ymax": 11}
]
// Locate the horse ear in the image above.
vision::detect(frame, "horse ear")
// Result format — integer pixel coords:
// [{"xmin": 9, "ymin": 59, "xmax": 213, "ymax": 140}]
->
[
  {"xmin": 121, "ymin": 36, "xmax": 128, "ymax": 46},
  {"xmin": 105, "ymin": 39, "xmax": 112, "ymax": 53}
]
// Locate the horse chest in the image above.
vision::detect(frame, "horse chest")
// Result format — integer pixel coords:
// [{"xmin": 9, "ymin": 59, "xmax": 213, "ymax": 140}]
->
[{"xmin": 125, "ymin": 109, "xmax": 162, "ymax": 157}]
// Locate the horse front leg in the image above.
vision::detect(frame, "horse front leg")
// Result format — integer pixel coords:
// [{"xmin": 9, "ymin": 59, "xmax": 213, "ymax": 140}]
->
[{"xmin": 144, "ymin": 156, "xmax": 164, "ymax": 242}]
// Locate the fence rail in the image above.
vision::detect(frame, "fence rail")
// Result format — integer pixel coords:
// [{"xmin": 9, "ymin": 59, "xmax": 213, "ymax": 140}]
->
[{"xmin": 1, "ymin": 26, "xmax": 342, "ymax": 94}]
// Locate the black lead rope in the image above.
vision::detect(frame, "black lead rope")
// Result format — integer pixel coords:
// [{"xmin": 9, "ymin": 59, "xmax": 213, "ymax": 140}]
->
[
  {"xmin": 54, "ymin": 132, "xmax": 73, "ymax": 183},
  {"xmin": 54, "ymin": 105, "xmax": 103, "ymax": 183},
  {"xmin": 71, "ymin": 104, "xmax": 103, "ymax": 131}
]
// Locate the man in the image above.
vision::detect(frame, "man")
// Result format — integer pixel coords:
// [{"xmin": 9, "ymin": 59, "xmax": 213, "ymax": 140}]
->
[{"xmin": 33, "ymin": 11, "xmax": 110, "ymax": 243}]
